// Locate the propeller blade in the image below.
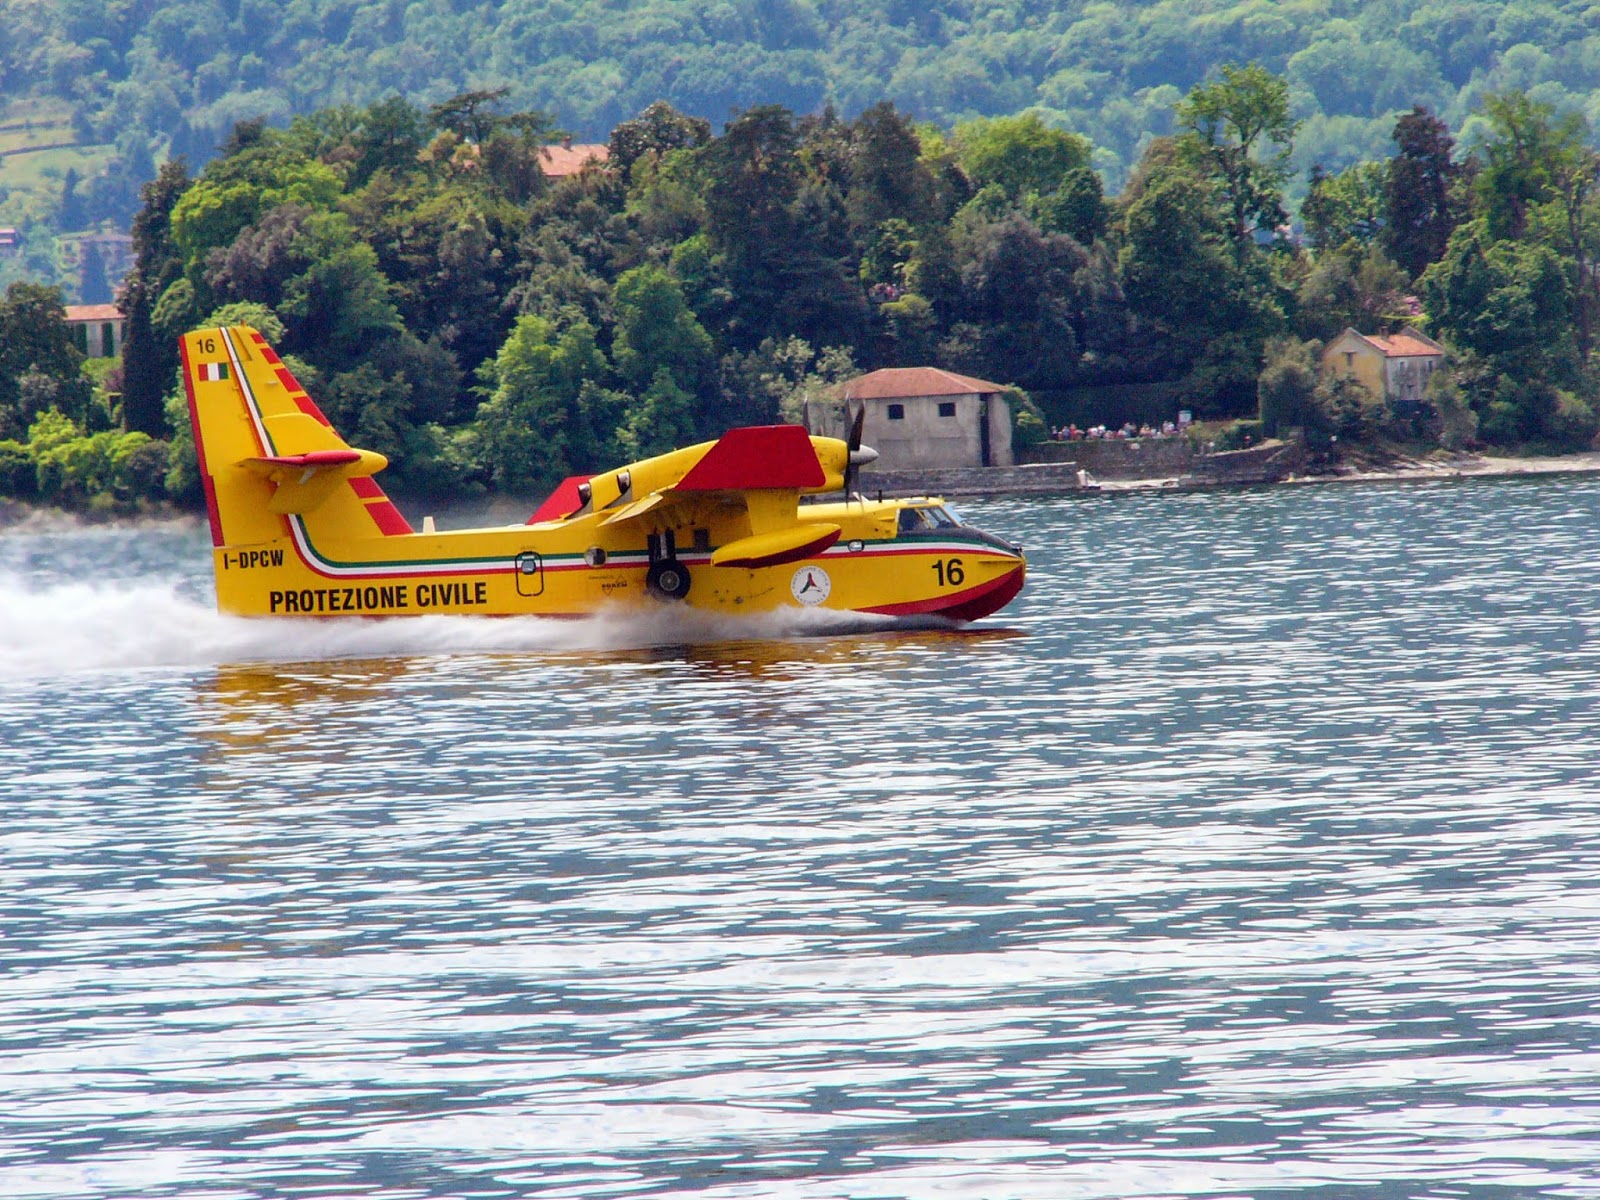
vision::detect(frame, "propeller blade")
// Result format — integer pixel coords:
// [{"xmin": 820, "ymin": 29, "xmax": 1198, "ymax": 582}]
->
[{"xmin": 843, "ymin": 404, "xmax": 866, "ymax": 498}]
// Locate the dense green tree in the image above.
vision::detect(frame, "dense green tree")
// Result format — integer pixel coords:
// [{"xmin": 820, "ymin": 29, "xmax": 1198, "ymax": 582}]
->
[
  {"xmin": 1382, "ymin": 106, "xmax": 1462, "ymax": 280},
  {"xmin": 715, "ymin": 336, "xmax": 855, "ymax": 429},
  {"xmin": 1419, "ymin": 226, "xmax": 1593, "ymax": 445},
  {"xmin": 616, "ymin": 366, "xmax": 699, "ymax": 460},
  {"xmin": 471, "ymin": 314, "xmax": 610, "ymax": 492},
  {"xmin": 780, "ymin": 178, "xmax": 870, "ymax": 352},
  {"xmin": 0, "ymin": 282, "xmax": 92, "ymax": 437},
  {"xmin": 1175, "ymin": 63, "xmax": 1298, "ymax": 253},
  {"xmin": 78, "ymin": 243, "xmax": 111, "ymax": 306},
  {"xmin": 59, "ymin": 167, "xmax": 86, "ymax": 230},
  {"xmin": 1033, "ymin": 167, "xmax": 1107, "ymax": 246},
  {"xmin": 700, "ymin": 104, "xmax": 805, "ymax": 347},
  {"xmin": 844, "ymin": 102, "xmax": 938, "ymax": 233},
  {"xmin": 1476, "ymin": 95, "xmax": 1600, "ymax": 359},
  {"xmin": 1421, "ymin": 230, "xmax": 1573, "ymax": 373},
  {"xmin": 1475, "ymin": 91, "xmax": 1579, "ymax": 244},
  {"xmin": 610, "ymin": 265, "xmax": 714, "ymax": 394},
  {"xmin": 1296, "ymin": 243, "xmax": 1412, "ymax": 343},
  {"xmin": 1122, "ymin": 146, "xmax": 1287, "ymax": 411},
  {"xmin": 350, "ymin": 95, "xmax": 429, "ymax": 185},
  {"xmin": 945, "ymin": 213, "xmax": 1085, "ymax": 390},
  {"xmin": 608, "ymin": 101, "xmax": 712, "ymax": 180},
  {"xmin": 348, "ymin": 181, "xmax": 521, "ymax": 382},
  {"xmin": 120, "ymin": 157, "xmax": 192, "ymax": 437},
  {"xmin": 1257, "ymin": 336, "xmax": 1327, "ymax": 441},
  {"xmin": 952, "ymin": 114, "xmax": 1091, "ymax": 201},
  {"xmin": 1302, "ymin": 161, "xmax": 1386, "ymax": 250}
]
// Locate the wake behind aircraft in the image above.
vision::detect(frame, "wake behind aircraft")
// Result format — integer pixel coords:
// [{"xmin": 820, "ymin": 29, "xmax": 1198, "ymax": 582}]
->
[{"xmin": 181, "ymin": 325, "xmax": 1026, "ymax": 622}]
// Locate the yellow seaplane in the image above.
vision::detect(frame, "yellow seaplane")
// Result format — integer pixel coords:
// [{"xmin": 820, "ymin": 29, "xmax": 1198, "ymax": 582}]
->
[{"xmin": 182, "ymin": 325, "xmax": 1026, "ymax": 622}]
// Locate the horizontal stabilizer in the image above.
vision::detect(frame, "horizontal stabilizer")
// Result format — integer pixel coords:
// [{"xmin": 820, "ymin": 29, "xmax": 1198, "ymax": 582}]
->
[
  {"xmin": 243, "ymin": 450, "xmax": 363, "ymax": 470},
  {"xmin": 712, "ymin": 523, "xmax": 841, "ymax": 569},
  {"xmin": 238, "ymin": 445, "xmax": 388, "ymax": 515}
]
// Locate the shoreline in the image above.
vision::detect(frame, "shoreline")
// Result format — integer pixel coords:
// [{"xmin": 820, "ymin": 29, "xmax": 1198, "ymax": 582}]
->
[
  {"xmin": 6, "ymin": 450, "xmax": 1600, "ymax": 531},
  {"xmin": 1088, "ymin": 449, "xmax": 1600, "ymax": 495}
]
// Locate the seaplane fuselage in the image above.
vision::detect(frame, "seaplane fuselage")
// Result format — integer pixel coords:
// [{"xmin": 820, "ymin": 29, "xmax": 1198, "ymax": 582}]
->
[{"xmin": 183, "ymin": 325, "xmax": 1027, "ymax": 623}]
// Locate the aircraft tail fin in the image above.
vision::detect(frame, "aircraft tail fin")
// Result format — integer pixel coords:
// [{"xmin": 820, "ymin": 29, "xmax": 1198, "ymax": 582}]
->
[{"xmin": 181, "ymin": 325, "xmax": 414, "ymax": 547}]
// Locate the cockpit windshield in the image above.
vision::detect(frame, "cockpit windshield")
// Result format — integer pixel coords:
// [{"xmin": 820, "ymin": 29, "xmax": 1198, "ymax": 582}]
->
[{"xmin": 897, "ymin": 504, "xmax": 962, "ymax": 533}]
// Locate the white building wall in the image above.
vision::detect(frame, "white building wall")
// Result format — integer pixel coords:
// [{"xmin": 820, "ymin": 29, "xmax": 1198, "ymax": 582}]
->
[
  {"xmin": 862, "ymin": 391, "xmax": 992, "ymax": 469},
  {"xmin": 1383, "ymin": 355, "xmax": 1436, "ymax": 402}
]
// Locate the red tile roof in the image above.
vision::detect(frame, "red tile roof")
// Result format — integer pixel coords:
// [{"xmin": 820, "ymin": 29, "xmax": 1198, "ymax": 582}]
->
[
  {"xmin": 842, "ymin": 367, "xmax": 1008, "ymax": 400},
  {"xmin": 1368, "ymin": 332, "xmax": 1442, "ymax": 358},
  {"xmin": 540, "ymin": 143, "xmax": 610, "ymax": 176},
  {"xmin": 63, "ymin": 304, "xmax": 124, "ymax": 322}
]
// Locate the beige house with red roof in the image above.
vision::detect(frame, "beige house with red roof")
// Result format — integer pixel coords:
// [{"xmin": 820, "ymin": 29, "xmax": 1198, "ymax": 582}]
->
[
  {"xmin": 838, "ymin": 367, "xmax": 1014, "ymax": 469},
  {"xmin": 1322, "ymin": 327, "xmax": 1444, "ymax": 406},
  {"xmin": 64, "ymin": 303, "xmax": 125, "ymax": 358}
]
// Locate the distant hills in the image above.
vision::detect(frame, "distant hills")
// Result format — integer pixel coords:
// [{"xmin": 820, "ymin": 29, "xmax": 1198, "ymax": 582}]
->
[{"xmin": 2, "ymin": 0, "xmax": 1598, "ymax": 246}]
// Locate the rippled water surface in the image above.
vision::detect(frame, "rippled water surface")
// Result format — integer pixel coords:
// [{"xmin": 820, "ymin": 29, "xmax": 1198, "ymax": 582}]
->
[{"xmin": 5, "ymin": 478, "xmax": 1600, "ymax": 1199}]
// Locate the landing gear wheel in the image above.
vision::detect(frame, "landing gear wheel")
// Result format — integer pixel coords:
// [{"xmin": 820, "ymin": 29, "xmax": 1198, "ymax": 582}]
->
[{"xmin": 647, "ymin": 558, "xmax": 691, "ymax": 600}]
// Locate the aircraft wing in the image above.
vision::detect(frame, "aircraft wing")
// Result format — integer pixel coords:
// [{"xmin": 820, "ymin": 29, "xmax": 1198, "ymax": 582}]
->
[
  {"xmin": 673, "ymin": 425, "xmax": 826, "ymax": 492},
  {"xmin": 600, "ymin": 490, "xmax": 674, "ymax": 528},
  {"xmin": 597, "ymin": 427, "xmax": 840, "ymax": 567}
]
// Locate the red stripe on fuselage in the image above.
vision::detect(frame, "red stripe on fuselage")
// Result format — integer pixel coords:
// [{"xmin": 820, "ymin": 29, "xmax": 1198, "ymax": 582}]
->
[
  {"xmin": 861, "ymin": 563, "xmax": 1025, "ymax": 622},
  {"xmin": 364, "ymin": 500, "xmax": 415, "ymax": 536},
  {"xmin": 179, "ymin": 336, "xmax": 224, "ymax": 548}
]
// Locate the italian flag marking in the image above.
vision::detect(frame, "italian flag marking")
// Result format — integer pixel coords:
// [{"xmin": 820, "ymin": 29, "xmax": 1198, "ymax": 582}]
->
[{"xmin": 198, "ymin": 362, "xmax": 230, "ymax": 382}]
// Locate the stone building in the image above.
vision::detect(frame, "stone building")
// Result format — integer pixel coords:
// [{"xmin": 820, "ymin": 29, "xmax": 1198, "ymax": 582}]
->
[
  {"xmin": 835, "ymin": 367, "xmax": 1014, "ymax": 470},
  {"xmin": 1321, "ymin": 327, "xmax": 1445, "ymax": 406}
]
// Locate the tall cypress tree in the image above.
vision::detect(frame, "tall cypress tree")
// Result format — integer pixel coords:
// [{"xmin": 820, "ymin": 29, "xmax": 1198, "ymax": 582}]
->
[
  {"xmin": 1383, "ymin": 106, "xmax": 1461, "ymax": 281},
  {"xmin": 119, "ymin": 159, "xmax": 190, "ymax": 436}
]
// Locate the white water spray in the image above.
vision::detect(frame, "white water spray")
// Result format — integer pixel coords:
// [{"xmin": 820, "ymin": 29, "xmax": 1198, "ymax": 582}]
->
[{"xmin": 0, "ymin": 570, "xmax": 896, "ymax": 681}]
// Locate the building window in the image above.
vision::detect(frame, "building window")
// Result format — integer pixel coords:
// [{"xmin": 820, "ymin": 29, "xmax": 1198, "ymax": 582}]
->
[
  {"xmin": 938, "ymin": 402, "xmax": 956, "ymax": 417},
  {"xmin": 887, "ymin": 403, "xmax": 905, "ymax": 420}
]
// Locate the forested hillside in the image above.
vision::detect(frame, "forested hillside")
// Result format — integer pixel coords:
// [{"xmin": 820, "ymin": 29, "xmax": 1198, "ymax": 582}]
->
[
  {"xmin": 4, "ymin": 0, "xmax": 1600, "ymax": 243},
  {"xmin": 6, "ymin": 59, "xmax": 1599, "ymax": 512}
]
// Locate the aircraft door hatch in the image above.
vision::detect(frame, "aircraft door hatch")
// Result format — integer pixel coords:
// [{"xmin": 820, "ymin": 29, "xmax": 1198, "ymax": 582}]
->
[{"xmin": 515, "ymin": 550, "xmax": 544, "ymax": 596}]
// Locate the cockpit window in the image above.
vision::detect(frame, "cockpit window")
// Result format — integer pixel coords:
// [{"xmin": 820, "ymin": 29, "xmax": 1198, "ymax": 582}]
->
[{"xmin": 898, "ymin": 505, "xmax": 960, "ymax": 533}]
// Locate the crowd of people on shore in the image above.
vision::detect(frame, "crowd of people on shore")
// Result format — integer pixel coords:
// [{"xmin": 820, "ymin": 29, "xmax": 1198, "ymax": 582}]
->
[{"xmin": 1048, "ymin": 421, "xmax": 1182, "ymax": 442}]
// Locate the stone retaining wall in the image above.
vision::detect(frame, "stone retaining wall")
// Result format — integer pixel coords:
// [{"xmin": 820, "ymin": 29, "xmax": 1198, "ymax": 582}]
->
[
  {"xmin": 860, "ymin": 438, "xmax": 1304, "ymax": 497},
  {"xmin": 1187, "ymin": 441, "xmax": 1304, "ymax": 484},
  {"xmin": 1025, "ymin": 437, "xmax": 1194, "ymax": 478},
  {"xmin": 1025, "ymin": 437, "xmax": 1304, "ymax": 485},
  {"xmin": 859, "ymin": 462, "xmax": 1084, "ymax": 498}
]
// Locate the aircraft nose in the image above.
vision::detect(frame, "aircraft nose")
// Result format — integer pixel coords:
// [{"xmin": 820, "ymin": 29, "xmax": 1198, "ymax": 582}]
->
[{"xmin": 962, "ymin": 526, "xmax": 1024, "ymax": 557}]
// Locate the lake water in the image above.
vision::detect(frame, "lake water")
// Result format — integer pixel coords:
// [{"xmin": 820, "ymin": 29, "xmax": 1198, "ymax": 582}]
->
[{"xmin": 4, "ymin": 477, "xmax": 1600, "ymax": 1199}]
